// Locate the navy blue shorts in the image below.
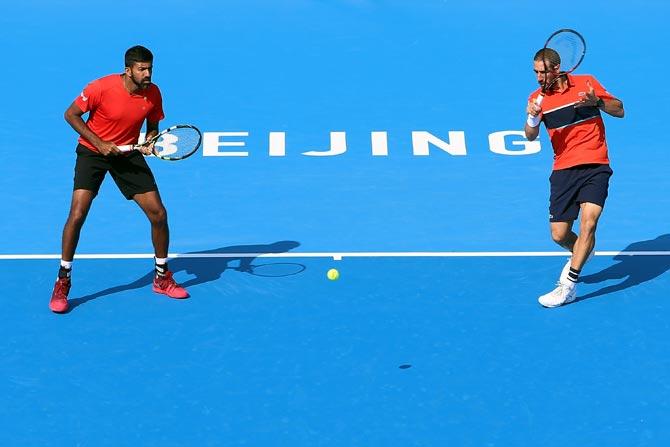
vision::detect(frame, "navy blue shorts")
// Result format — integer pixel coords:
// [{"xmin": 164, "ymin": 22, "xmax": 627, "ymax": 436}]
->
[
  {"xmin": 549, "ymin": 163, "xmax": 613, "ymax": 222},
  {"xmin": 73, "ymin": 144, "xmax": 158, "ymax": 200}
]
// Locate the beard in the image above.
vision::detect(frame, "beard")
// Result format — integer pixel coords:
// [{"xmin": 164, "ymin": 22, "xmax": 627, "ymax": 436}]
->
[{"xmin": 131, "ymin": 74, "xmax": 151, "ymax": 89}]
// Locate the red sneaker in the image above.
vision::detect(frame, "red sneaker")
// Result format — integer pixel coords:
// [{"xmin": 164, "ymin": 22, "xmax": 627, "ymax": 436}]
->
[
  {"xmin": 152, "ymin": 271, "xmax": 189, "ymax": 299},
  {"xmin": 49, "ymin": 277, "xmax": 71, "ymax": 313}
]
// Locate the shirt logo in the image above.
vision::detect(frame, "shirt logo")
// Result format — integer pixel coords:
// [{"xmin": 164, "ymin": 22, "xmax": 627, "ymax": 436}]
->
[{"xmin": 80, "ymin": 92, "xmax": 88, "ymax": 102}]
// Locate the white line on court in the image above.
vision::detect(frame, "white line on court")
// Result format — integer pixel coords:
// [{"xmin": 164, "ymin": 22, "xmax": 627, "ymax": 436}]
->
[{"xmin": 1, "ymin": 251, "xmax": 670, "ymax": 261}]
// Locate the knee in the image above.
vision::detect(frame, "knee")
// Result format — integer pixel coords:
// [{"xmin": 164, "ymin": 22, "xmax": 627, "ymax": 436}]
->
[
  {"xmin": 148, "ymin": 206, "xmax": 168, "ymax": 226},
  {"xmin": 67, "ymin": 207, "xmax": 89, "ymax": 227},
  {"xmin": 550, "ymin": 227, "xmax": 570, "ymax": 245},
  {"xmin": 580, "ymin": 216, "xmax": 598, "ymax": 235}
]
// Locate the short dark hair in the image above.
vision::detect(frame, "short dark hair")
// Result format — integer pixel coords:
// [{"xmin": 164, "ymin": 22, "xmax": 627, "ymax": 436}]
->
[
  {"xmin": 534, "ymin": 48, "xmax": 560, "ymax": 68},
  {"xmin": 125, "ymin": 45, "xmax": 153, "ymax": 68}
]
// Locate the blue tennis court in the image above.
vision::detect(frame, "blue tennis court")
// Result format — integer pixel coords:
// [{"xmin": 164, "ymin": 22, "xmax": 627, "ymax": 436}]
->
[{"xmin": 2, "ymin": 1, "xmax": 669, "ymax": 446}]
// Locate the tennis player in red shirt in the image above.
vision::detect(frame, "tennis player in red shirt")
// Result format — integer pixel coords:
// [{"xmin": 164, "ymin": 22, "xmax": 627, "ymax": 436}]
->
[
  {"xmin": 525, "ymin": 47, "xmax": 624, "ymax": 307},
  {"xmin": 49, "ymin": 45, "xmax": 188, "ymax": 313}
]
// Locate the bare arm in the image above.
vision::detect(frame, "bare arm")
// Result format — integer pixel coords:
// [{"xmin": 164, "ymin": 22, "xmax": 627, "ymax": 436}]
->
[
  {"xmin": 597, "ymin": 97, "xmax": 624, "ymax": 118},
  {"xmin": 524, "ymin": 122, "xmax": 540, "ymax": 141},
  {"xmin": 137, "ymin": 121, "xmax": 160, "ymax": 155},
  {"xmin": 64, "ymin": 102, "xmax": 120, "ymax": 156},
  {"xmin": 145, "ymin": 121, "xmax": 159, "ymax": 141}
]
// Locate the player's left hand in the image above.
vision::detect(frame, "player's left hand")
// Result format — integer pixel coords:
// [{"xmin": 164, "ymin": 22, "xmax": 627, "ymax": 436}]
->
[
  {"xmin": 138, "ymin": 142, "xmax": 155, "ymax": 156},
  {"xmin": 575, "ymin": 81, "xmax": 600, "ymax": 108}
]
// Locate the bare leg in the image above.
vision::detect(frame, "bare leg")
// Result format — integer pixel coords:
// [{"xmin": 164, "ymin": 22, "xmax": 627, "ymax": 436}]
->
[
  {"xmin": 549, "ymin": 220, "xmax": 577, "ymax": 252},
  {"xmin": 61, "ymin": 189, "xmax": 96, "ymax": 261},
  {"xmin": 134, "ymin": 191, "xmax": 189, "ymax": 299},
  {"xmin": 133, "ymin": 190, "xmax": 169, "ymax": 258},
  {"xmin": 571, "ymin": 202, "xmax": 603, "ymax": 270}
]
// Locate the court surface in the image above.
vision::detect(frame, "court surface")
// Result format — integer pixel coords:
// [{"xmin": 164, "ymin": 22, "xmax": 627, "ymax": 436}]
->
[{"xmin": 1, "ymin": 1, "xmax": 669, "ymax": 446}]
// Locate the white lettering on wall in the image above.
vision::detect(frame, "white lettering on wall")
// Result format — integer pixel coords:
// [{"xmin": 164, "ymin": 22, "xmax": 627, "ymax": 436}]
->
[
  {"xmin": 371, "ymin": 131, "xmax": 388, "ymax": 156},
  {"xmin": 488, "ymin": 130, "xmax": 541, "ymax": 156},
  {"xmin": 196, "ymin": 130, "xmax": 542, "ymax": 157},
  {"xmin": 302, "ymin": 132, "xmax": 347, "ymax": 156},
  {"xmin": 203, "ymin": 132, "xmax": 250, "ymax": 157},
  {"xmin": 269, "ymin": 132, "xmax": 286, "ymax": 157},
  {"xmin": 411, "ymin": 131, "xmax": 467, "ymax": 156}
]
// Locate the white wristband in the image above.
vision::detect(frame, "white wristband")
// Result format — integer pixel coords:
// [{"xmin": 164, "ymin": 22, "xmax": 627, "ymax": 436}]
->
[
  {"xmin": 526, "ymin": 114, "xmax": 542, "ymax": 128},
  {"xmin": 526, "ymin": 93, "xmax": 544, "ymax": 128}
]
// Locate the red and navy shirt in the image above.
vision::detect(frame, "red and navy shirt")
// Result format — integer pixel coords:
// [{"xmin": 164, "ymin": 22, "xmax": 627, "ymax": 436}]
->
[
  {"xmin": 74, "ymin": 74, "xmax": 164, "ymax": 152},
  {"xmin": 528, "ymin": 74, "xmax": 616, "ymax": 170}
]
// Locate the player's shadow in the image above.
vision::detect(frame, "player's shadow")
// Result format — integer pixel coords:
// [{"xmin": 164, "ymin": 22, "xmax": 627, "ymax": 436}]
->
[
  {"xmin": 575, "ymin": 234, "xmax": 670, "ymax": 302},
  {"xmin": 68, "ymin": 240, "xmax": 303, "ymax": 311}
]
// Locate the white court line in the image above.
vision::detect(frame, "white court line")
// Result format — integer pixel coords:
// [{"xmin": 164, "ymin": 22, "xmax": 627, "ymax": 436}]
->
[{"xmin": 1, "ymin": 251, "xmax": 670, "ymax": 261}]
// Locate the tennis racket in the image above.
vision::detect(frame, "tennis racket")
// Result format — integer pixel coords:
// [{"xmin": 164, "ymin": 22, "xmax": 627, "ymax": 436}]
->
[
  {"xmin": 527, "ymin": 29, "xmax": 586, "ymax": 127},
  {"xmin": 118, "ymin": 124, "xmax": 202, "ymax": 161}
]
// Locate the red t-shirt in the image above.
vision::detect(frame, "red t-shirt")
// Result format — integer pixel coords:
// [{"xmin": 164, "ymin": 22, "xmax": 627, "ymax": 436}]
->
[
  {"xmin": 74, "ymin": 74, "xmax": 164, "ymax": 152},
  {"xmin": 528, "ymin": 74, "xmax": 616, "ymax": 170}
]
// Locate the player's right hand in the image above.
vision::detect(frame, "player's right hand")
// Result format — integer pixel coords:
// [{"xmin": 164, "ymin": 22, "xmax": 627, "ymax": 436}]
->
[
  {"xmin": 527, "ymin": 100, "xmax": 542, "ymax": 117},
  {"xmin": 97, "ymin": 141, "xmax": 121, "ymax": 156}
]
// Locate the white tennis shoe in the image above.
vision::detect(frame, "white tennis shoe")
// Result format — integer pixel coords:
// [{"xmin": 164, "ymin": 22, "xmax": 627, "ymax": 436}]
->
[
  {"xmin": 558, "ymin": 248, "xmax": 595, "ymax": 284},
  {"xmin": 538, "ymin": 282, "xmax": 577, "ymax": 308}
]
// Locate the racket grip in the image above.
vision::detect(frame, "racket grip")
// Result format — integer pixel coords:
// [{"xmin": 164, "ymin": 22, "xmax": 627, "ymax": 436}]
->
[
  {"xmin": 117, "ymin": 145, "xmax": 134, "ymax": 152},
  {"xmin": 526, "ymin": 94, "xmax": 544, "ymax": 128}
]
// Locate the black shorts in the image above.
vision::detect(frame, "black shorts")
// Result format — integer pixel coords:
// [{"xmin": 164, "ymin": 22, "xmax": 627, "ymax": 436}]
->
[
  {"xmin": 549, "ymin": 163, "xmax": 613, "ymax": 222},
  {"xmin": 73, "ymin": 144, "xmax": 158, "ymax": 200}
]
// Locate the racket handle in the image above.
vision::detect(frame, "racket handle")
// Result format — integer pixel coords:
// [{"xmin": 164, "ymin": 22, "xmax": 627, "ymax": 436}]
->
[
  {"xmin": 117, "ymin": 145, "xmax": 134, "ymax": 152},
  {"xmin": 526, "ymin": 94, "xmax": 544, "ymax": 128}
]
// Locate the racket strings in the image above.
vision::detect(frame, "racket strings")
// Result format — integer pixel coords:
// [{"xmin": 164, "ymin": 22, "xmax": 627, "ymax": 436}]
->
[
  {"xmin": 546, "ymin": 32, "xmax": 585, "ymax": 73},
  {"xmin": 153, "ymin": 127, "xmax": 201, "ymax": 160}
]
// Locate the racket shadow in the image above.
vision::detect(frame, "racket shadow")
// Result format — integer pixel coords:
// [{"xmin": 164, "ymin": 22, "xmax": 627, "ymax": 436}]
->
[
  {"xmin": 574, "ymin": 234, "xmax": 670, "ymax": 303},
  {"xmin": 67, "ymin": 240, "xmax": 303, "ymax": 311}
]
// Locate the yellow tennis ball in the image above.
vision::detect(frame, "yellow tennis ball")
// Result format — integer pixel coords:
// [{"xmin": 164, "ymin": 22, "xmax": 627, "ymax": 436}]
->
[{"xmin": 327, "ymin": 268, "xmax": 340, "ymax": 281}]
